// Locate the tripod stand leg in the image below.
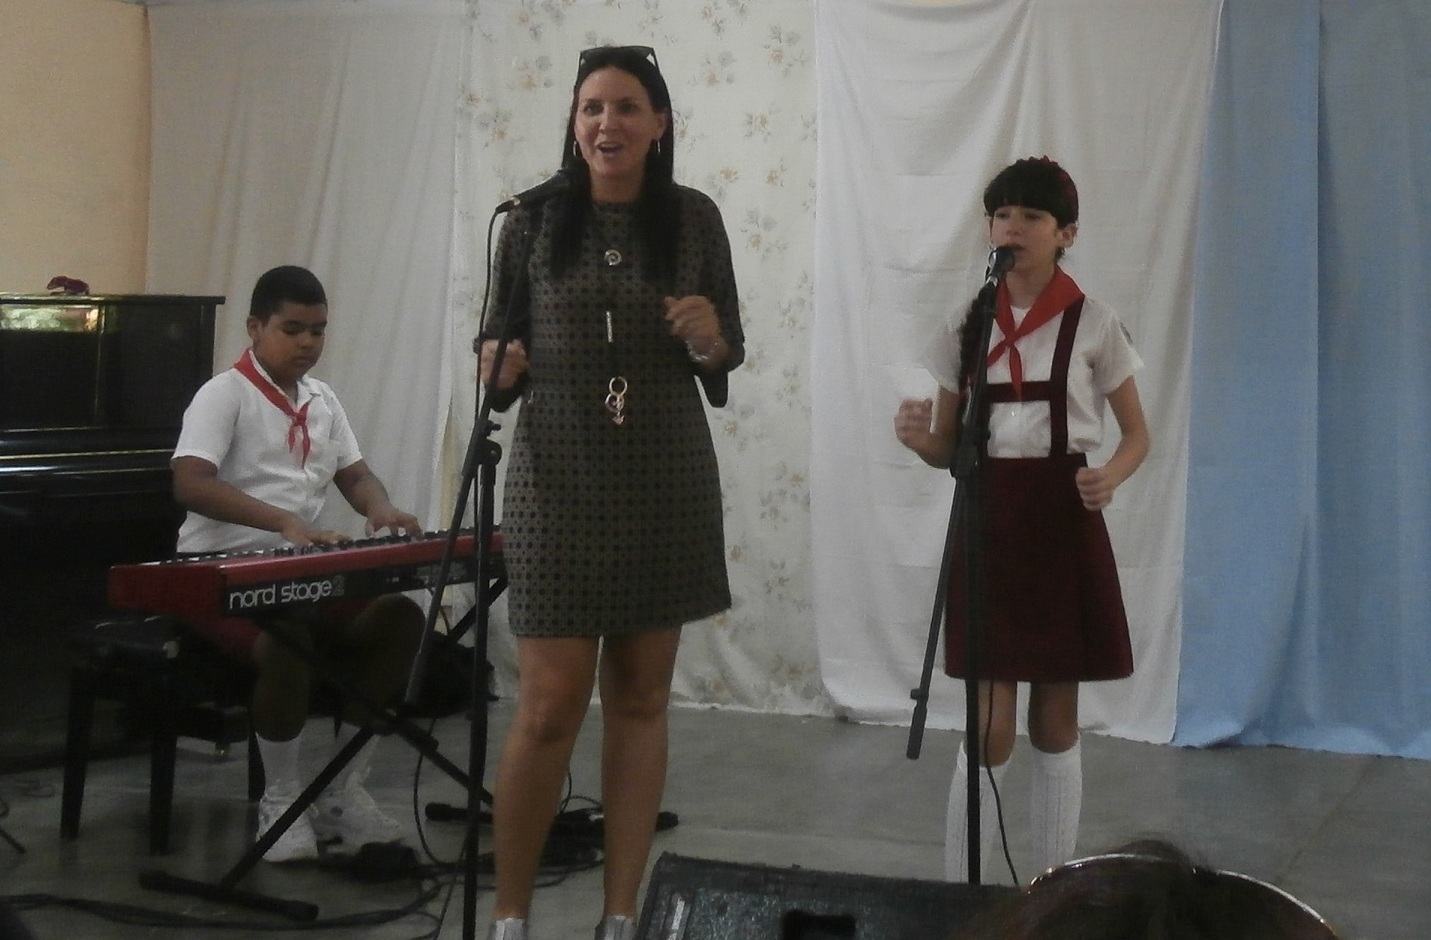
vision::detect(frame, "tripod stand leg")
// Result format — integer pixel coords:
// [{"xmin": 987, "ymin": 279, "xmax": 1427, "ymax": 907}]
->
[{"xmin": 136, "ymin": 729, "xmax": 371, "ymax": 919}]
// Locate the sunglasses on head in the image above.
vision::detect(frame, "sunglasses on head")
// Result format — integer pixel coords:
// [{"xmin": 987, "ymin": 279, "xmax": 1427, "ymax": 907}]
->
[{"xmin": 579, "ymin": 44, "xmax": 659, "ymax": 72}]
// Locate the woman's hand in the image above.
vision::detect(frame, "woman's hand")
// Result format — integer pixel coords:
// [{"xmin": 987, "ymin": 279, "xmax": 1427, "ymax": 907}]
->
[
  {"xmin": 479, "ymin": 338, "xmax": 529, "ymax": 389},
  {"xmin": 664, "ymin": 295, "xmax": 726, "ymax": 364}
]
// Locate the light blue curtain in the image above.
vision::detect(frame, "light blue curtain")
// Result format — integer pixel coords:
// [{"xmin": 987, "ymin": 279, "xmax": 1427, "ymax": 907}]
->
[{"xmin": 1180, "ymin": 0, "xmax": 1431, "ymax": 757}]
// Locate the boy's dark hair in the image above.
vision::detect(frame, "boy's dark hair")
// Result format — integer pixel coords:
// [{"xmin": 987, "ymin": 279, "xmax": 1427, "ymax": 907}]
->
[
  {"xmin": 983, "ymin": 156, "xmax": 1080, "ymax": 227},
  {"xmin": 249, "ymin": 265, "xmax": 327, "ymax": 321}
]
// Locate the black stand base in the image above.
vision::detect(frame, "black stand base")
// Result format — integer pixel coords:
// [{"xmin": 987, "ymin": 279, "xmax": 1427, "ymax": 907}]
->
[
  {"xmin": 135, "ymin": 729, "xmax": 372, "ymax": 918},
  {"xmin": 136, "ymin": 693, "xmax": 486, "ymax": 919},
  {"xmin": 139, "ymin": 869, "xmax": 319, "ymax": 921}
]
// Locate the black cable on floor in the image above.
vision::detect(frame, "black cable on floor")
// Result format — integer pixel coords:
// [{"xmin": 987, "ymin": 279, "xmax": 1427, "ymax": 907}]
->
[{"xmin": 2, "ymin": 878, "xmax": 444, "ymax": 935}]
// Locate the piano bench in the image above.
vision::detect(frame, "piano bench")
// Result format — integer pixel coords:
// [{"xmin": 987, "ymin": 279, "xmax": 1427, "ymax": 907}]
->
[{"xmin": 60, "ymin": 614, "xmax": 263, "ymax": 855}]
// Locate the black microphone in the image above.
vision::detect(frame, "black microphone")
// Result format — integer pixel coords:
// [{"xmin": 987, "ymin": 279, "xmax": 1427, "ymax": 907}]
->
[
  {"xmin": 496, "ymin": 169, "xmax": 573, "ymax": 213},
  {"xmin": 986, "ymin": 245, "xmax": 1016, "ymax": 282}
]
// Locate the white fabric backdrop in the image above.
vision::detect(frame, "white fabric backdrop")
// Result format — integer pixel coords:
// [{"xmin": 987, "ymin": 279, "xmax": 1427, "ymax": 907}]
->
[
  {"xmin": 147, "ymin": 0, "xmax": 467, "ymax": 531},
  {"xmin": 144, "ymin": 0, "xmax": 1234, "ymax": 745},
  {"xmin": 137, "ymin": 0, "xmax": 1431, "ymax": 764},
  {"xmin": 811, "ymin": 0, "xmax": 1221, "ymax": 741}
]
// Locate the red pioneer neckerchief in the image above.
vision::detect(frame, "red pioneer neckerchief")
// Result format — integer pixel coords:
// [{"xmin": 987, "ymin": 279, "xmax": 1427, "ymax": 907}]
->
[
  {"xmin": 234, "ymin": 348, "xmax": 311, "ymax": 466},
  {"xmin": 986, "ymin": 266, "xmax": 1085, "ymax": 400}
]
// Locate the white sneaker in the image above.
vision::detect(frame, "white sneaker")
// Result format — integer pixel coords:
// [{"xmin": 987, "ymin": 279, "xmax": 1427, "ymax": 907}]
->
[
  {"xmin": 488, "ymin": 918, "xmax": 527, "ymax": 940},
  {"xmin": 257, "ymin": 791, "xmax": 318, "ymax": 863},
  {"xmin": 311, "ymin": 777, "xmax": 405, "ymax": 847},
  {"xmin": 595, "ymin": 915, "xmax": 635, "ymax": 940}
]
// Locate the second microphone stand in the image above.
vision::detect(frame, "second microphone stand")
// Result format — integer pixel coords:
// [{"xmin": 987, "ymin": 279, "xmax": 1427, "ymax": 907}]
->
[
  {"xmin": 406, "ymin": 213, "xmax": 534, "ymax": 940},
  {"xmin": 907, "ymin": 253, "xmax": 1004, "ymax": 884}
]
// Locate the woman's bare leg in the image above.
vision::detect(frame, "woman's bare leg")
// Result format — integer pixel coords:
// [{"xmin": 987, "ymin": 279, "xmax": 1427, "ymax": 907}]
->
[
  {"xmin": 597, "ymin": 627, "xmax": 681, "ymax": 917},
  {"xmin": 490, "ymin": 636, "xmax": 600, "ymax": 919}
]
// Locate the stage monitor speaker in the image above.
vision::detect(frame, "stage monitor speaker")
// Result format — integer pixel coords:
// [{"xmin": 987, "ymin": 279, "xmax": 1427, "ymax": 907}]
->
[{"xmin": 636, "ymin": 853, "xmax": 1017, "ymax": 940}]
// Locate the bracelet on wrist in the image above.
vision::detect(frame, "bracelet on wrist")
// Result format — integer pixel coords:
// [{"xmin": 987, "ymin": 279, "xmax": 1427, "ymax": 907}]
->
[{"xmin": 685, "ymin": 341, "xmax": 718, "ymax": 364}]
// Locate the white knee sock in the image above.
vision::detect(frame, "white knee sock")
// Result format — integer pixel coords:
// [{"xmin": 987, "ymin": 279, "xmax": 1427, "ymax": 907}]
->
[
  {"xmin": 1029, "ymin": 738, "xmax": 1082, "ymax": 878},
  {"xmin": 945, "ymin": 743, "xmax": 1008, "ymax": 882},
  {"xmin": 332, "ymin": 720, "xmax": 360, "ymax": 757},
  {"xmin": 257, "ymin": 733, "xmax": 304, "ymax": 797},
  {"xmin": 329, "ymin": 721, "xmax": 377, "ymax": 790}
]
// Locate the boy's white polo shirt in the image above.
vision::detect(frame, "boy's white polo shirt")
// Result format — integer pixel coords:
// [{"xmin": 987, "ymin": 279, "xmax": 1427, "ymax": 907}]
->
[{"xmin": 173, "ymin": 360, "xmax": 362, "ymax": 555}]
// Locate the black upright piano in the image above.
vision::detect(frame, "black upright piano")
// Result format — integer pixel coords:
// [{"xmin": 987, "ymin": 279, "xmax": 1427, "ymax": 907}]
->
[{"xmin": 0, "ymin": 293, "xmax": 221, "ymax": 770}]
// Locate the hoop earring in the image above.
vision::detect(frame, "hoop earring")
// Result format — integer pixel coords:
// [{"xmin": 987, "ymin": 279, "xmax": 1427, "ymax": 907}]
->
[
  {"xmin": 654, "ymin": 139, "xmax": 662, "ymax": 155},
  {"xmin": 572, "ymin": 140, "xmax": 579, "ymax": 158}
]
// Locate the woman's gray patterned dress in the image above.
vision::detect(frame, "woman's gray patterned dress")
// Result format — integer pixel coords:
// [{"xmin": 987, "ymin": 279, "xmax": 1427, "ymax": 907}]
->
[{"xmin": 487, "ymin": 186, "xmax": 744, "ymax": 638}]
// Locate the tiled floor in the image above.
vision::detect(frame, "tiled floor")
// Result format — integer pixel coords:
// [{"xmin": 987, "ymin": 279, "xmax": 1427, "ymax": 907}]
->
[{"xmin": 2, "ymin": 704, "xmax": 1428, "ymax": 939}]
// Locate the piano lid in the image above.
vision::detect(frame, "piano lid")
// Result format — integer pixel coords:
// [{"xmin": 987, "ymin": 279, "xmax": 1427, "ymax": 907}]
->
[
  {"xmin": 0, "ymin": 292, "xmax": 221, "ymax": 436},
  {"xmin": 0, "ymin": 293, "xmax": 220, "ymax": 528}
]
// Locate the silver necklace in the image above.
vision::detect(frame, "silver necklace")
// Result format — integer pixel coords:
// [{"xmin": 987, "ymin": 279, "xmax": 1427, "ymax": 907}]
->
[
  {"xmin": 603, "ymin": 309, "xmax": 627, "ymax": 427},
  {"xmin": 592, "ymin": 206, "xmax": 634, "ymax": 425},
  {"xmin": 591, "ymin": 205, "xmax": 629, "ymax": 268}
]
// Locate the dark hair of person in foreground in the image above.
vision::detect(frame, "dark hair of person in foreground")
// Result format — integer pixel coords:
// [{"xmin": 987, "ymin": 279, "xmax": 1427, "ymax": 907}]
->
[{"xmin": 953, "ymin": 839, "xmax": 1337, "ymax": 940}]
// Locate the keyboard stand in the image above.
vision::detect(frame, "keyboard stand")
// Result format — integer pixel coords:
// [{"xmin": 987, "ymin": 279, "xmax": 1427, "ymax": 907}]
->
[{"xmin": 136, "ymin": 582, "xmax": 499, "ymax": 920}]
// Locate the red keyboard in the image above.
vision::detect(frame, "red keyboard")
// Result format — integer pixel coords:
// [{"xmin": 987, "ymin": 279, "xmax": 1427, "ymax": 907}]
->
[{"xmin": 107, "ymin": 530, "xmax": 501, "ymax": 621}]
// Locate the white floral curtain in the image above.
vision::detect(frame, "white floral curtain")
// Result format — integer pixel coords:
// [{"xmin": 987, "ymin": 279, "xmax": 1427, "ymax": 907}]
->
[{"xmin": 454, "ymin": 1, "xmax": 826, "ymax": 713}]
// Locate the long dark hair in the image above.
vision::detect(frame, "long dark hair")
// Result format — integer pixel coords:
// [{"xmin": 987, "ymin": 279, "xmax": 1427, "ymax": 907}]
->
[
  {"xmin": 955, "ymin": 294, "xmax": 985, "ymax": 393},
  {"xmin": 550, "ymin": 45, "xmax": 680, "ymax": 287}
]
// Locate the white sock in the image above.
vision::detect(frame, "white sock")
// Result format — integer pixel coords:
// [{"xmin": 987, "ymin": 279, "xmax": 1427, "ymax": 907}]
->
[
  {"xmin": 331, "ymin": 720, "xmax": 360, "ymax": 759},
  {"xmin": 257, "ymin": 732, "xmax": 304, "ymax": 798},
  {"xmin": 329, "ymin": 721, "xmax": 376, "ymax": 790},
  {"xmin": 945, "ymin": 743, "xmax": 1008, "ymax": 882},
  {"xmin": 1030, "ymin": 738, "xmax": 1082, "ymax": 878}
]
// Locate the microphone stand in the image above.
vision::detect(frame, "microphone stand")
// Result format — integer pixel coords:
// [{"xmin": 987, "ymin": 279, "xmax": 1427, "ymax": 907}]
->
[
  {"xmin": 907, "ymin": 255, "xmax": 1002, "ymax": 885},
  {"xmin": 411, "ymin": 209, "xmax": 535, "ymax": 940}
]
